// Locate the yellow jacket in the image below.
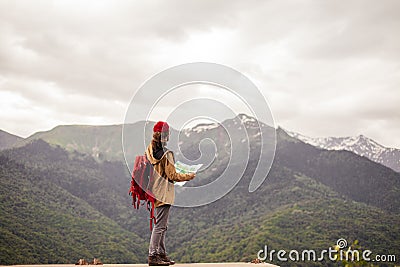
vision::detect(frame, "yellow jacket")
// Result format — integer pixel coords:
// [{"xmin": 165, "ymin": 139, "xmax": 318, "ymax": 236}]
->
[{"xmin": 145, "ymin": 143, "xmax": 193, "ymax": 207}]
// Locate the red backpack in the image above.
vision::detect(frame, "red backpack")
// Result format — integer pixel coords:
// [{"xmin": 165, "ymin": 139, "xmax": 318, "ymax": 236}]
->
[{"xmin": 129, "ymin": 155, "xmax": 157, "ymax": 231}]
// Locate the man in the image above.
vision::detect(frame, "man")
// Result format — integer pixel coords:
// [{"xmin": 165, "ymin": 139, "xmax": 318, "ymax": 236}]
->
[{"xmin": 145, "ymin": 121, "xmax": 196, "ymax": 266}]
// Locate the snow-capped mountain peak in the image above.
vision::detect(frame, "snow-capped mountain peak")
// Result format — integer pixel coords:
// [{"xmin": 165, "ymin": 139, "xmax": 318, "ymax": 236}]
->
[
  {"xmin": 238, "ymin": 113, "xmax": 256, "ymax": 123},
  {"xmin": 235, "ymin": 113, "xmax": 265, "ymax": 128},
  {"xmin": 283, "ymin": 128, "xmax": 400, "ymax": 172},
  {"xmin": 190, "ymin": 123, "xmax": 219, "ymax": 133}
]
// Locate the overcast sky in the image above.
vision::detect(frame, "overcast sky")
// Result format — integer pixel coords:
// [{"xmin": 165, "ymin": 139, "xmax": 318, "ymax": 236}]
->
[{"xmin": 1, "ymin": 0, "xmax": 399, "ymax": 148}]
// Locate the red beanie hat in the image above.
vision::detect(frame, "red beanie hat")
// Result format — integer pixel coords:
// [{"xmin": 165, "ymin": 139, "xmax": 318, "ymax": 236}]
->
[{"xmin": 153, "ymin": 121, "xmax": 170, "ymax": 133}]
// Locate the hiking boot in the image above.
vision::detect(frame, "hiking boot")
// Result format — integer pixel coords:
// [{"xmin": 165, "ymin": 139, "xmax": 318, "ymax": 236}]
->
[
  {"xmin": 148, "ymin": 255, "xmax": 169, "ymax": 266},
  {"xmin": 158, "ymin": 254, "xmax": 175, "ymax": 265}
]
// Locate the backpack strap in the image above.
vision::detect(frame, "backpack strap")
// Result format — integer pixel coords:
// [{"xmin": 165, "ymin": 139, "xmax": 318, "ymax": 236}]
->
[
  {"xmin": 144, "ymin": 152, "xmax": 157, "ymax": 231},
  {"xmin": 147, "ymin": 198, "xmax": 156, "ymax": 231}
]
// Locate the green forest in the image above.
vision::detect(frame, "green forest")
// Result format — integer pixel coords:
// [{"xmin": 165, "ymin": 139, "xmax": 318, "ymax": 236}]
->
[{"xmin": 0, "ymin": 125, "xmax": 399, "ymax": 266}]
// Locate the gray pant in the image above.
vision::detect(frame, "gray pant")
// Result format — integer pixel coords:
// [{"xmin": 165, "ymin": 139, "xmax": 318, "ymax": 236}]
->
[{"xmin": 149, "ymin": 204, "xmax": 171, "ymax": 256}]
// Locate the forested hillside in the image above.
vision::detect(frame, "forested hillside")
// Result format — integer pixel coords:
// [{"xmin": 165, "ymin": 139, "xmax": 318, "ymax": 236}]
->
[
  {"xmin": 0, "ymin": 140, "xmax": 147, "ymax": 264},
  {"xmin": 0, "ymin": 119, "xmax": 399, "ymax": 266}
]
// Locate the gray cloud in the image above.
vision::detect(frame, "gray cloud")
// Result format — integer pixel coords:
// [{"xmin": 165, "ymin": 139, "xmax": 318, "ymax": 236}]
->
[{"xmin": 0, "ymin": 0, "xmax": 399, "ymax": 148}]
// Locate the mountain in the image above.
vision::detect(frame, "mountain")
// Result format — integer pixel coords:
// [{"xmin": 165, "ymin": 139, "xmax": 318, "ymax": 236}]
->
[
  {"xmin": 176, "ymin": 116, "xmax": 400, "ymax": 213},
  {"xmin": 0, "ymin": 140, "xmax": 147, "ymax": 265},
  {"xmin": 276, "ymin": 128, "xmax": 400, "ymax": 213},
  {"xmin": 16, "ymin": 124, "xmax": 125, "ymax": 161},
  {"xmin": 1, "ymin": 114, "xmax": 399, "ymax": 266},
  {"xmin": 284, "ymin": 128, "xmax": 400, "ymax": 172},
  {"xmin": 168, "ymin": 115, "xmax": 400, "ymax": 265},
  {"xmin": 15, "ymin": 122, "xmax": 178, "ymax": 166},
  {"xmin": 12, "ymin": 114, "xmax": 399, "ymax": 173},
  {"xmin": 0, "ymin": 129, "xmax": 22, "ymax": 150}
]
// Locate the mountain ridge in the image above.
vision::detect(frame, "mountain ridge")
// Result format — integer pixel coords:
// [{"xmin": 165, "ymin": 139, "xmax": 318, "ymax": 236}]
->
[
  {"xmin": 0, "ymin": 129, "xmax": 23, "ymax": 150},
  {"xmin": 1, "ymin": 115, "xmax": 400, "ymax": 265},
  {"xmin": 283, "ymin": 127, "xmax": 400, "ymax": 172},
  {"xmin": 2, "ymin": 114, "xmax": 399, "ymax": 174}
]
